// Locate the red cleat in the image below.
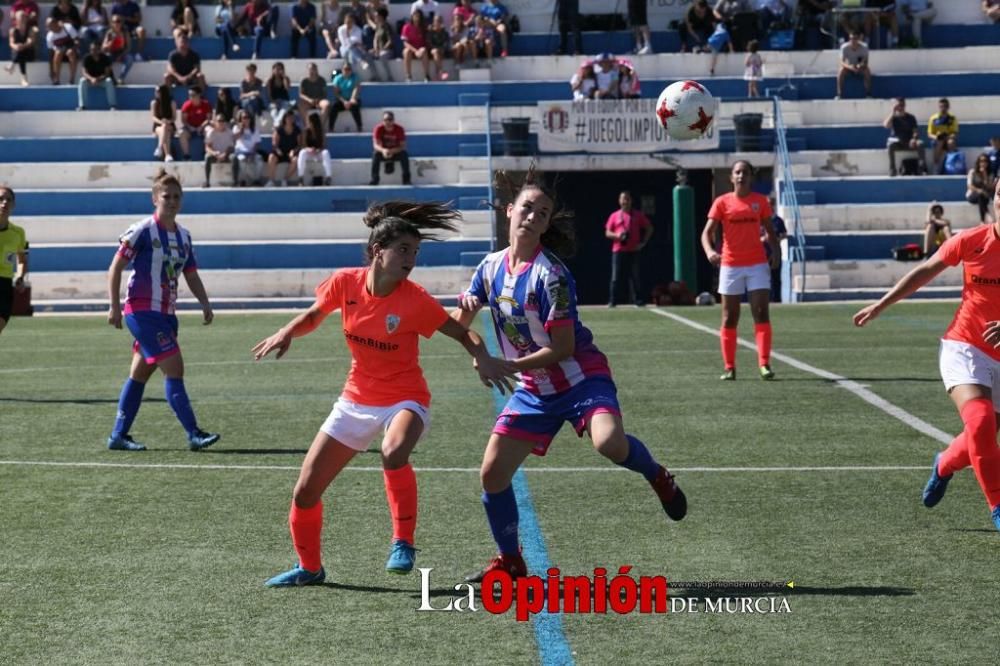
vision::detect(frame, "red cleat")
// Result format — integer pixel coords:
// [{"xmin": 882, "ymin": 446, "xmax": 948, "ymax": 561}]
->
[
  {"xmin": 651, "ymin": 466, "xmax": 687, "ymax": 521},
  {"xmin": 465, "ymin": 552, "xmax": 527, "ymax": 583}
]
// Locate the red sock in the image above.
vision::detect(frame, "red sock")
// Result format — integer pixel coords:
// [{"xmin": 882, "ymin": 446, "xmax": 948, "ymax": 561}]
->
[
  {"xmin": 961, "ymin": 398, "xmax": 1000, "ymax": 508},
  {"xmin": 754, "ymin": 322, "xmax": 772, "ymax": 367},
  {"xmin": 383, "ymin": 464, "xmax": 418, "ymax": 544},
  {"xmin": 937, "ymin": 432, "xmax": 970, "ymax": 477},
  {"xmin": 720, "ymin": 327, "xmax": 738, "ymax": 370},
  {"xmin": 289, "ymin": 501, "xmax": 324, "ymax": 573}
]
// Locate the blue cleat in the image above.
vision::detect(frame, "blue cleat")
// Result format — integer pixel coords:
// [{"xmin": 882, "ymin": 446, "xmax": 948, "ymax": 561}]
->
[
  {"xmin": 264, "ymin": 564, "xmax": 326, "ymax": 587},
  {"xmin": 922, "ymin": 453, "xmax": 952, "ymax": 508},
  {"xmin": 107, "ymin": 434, "xmax": 146, "ymax": 451},
  {"xmin": 188, "ymin": 429, "xmax": 221, "ymax": 451},
  {"xmin": 992, "ymin": 506, "xmax": 1000, "ymax": 533},
  {"xmin": 385, "ymin": 539, "xmax": 417, "ymax": 574}
]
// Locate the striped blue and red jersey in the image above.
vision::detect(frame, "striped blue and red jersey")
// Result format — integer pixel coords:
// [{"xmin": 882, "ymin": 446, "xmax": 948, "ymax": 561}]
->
[
  {"xmin": 464, "ymin": 247, "xmax": 611, "ymax": 396},
  {"xmin": 116, "ymin": 215, "xmax": 198, "ymax": 314}
]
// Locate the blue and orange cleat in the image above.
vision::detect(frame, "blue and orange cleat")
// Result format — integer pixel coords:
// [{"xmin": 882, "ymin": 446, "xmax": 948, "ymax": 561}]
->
[
  {"xmin": 188, "ymin": 429, "xmax": 221, "ymax": 451},
  {"xmin": 107, "ymin": 433, "xmax": 146, "ymax": 451},
  {"xmin": 992, "ymin": 506, "xmax": 1000, "ymax": 533},
  {"xmin": 922, "ymin": 453, "xmax": 952, "ymax": 508},
  {"xmin": 651, "ymin": 465, "xmax": 687, "ymax": 521},
  {"xmin": 264, "ymin": 564, "xmax": 326, "ymax": 588},
  {"xmin": 385, "ymin": 539, "xmax": 417, "ymax": 574}
]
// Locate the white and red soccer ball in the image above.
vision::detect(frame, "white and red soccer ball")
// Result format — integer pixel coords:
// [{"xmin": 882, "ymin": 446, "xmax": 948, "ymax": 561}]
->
[{"xmin": 655, "ymin": 80, "xmax": 717, "ymax": 141}]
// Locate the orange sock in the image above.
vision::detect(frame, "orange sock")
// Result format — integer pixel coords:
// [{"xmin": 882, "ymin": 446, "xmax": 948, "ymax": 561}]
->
[
  {"xmin": 754, "ymin": 322, "xmax": 772, "ymax": 366},
  {"xmin": 960, "ymin": 399, "xmax": 1000, "ymax": 508},
  {"xmin": 938, "ymin": 432, "xmax": 970, "ymax": 477},
  {"xmin": 289, "ymin": 501, "xmax": 324, "ymax": 572},
  {"xmin": 720, "ymin": 327, "xmax": 738, "ymax": 370},
  {"xmin": 383, "ymin": 464, "xmax": 418, "ymax": 544}
]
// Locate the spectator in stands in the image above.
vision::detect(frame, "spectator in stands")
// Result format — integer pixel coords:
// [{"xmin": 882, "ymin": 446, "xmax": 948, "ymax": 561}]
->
[
  {"xmin": 297, "ymin": 113, "xmax": 333, "ymax": 186},
  {"xmin": 706, "ymin": 21, "xmax": 732, "ymax": 76},
  {"xmin": 11, "ymin": 0, "xmax": 42, "ymax": 38},
  {"xmin": 835, "ymin": 30, "xmax": 871, "ymax": 99},
  {"xmin": 452, "ymin": 0, "xmax": 476, "ymax": 30},
  {"xmin": 984, "ymin": 0, "xmax": 1000, "ymax": 23},
  {"xmin": 986, "ymin": 136, "xmax": 1000, "ymax": 178},
  {"xmin": 447, "ymin": 12, "xmax": 469, "ymax": 68},
  {"xmin": 266, "ymin": 61, "xmax": 292, "ymax": 125},
  {"xmin": 605, "ymin": 190, "xmax": 654, "ymax": 308},
  {"xmin": 427, "ymin": 13, "xmax": 450, "ymax": 80},
  {"xmin": 164, "ymin": 31, "xmax": 207, "ymax": 90},
  {"xmin": 233, "ymin": 109, "xmax": 263, "ymax": 185},
  {"xmin": 48, "ymin": 0, "xmax": 82, "ymax": 32},
  {"xmin": 204, "ymin": 113, "xmax": 236, "ymax": 188},
  {"xmin": 77, "ymin": 39, "xmax": 115, "ymax": 110},
  {"xmin": 171, "ymin": 0, "xmax": 200, "ymax": 39},
  {"xmin": 339, "ymin": 11, "xmax": 375, "ymax": 73},
  {"xmin": 941, "ymin": 134, "xmax": 966, "ymax": 176},
  {"xmin": 556, "ymin": 0, "xmax": 582, "ymax": 56},
  {"xmin": 714, "ymin": 0, "xmax": 757, "ymax": 51},
  {"xmin": 363, "ymin": 0, "xmax": 386, "ymax": 46},
  {"xmin": 744, "ymin": 39, "xmax": 762, "ymax": 97},
  {"xmin": 239, "ymin": 62, "xmax": 265, "ymax": 125},
  {"xmin": 763, "ymin": 196, "xmax": 787, "ymax": 301},
  {"xmin": 837, "ymin": 2, "xmax": 870, "ymax": 45},
  {"xmin": 370, "ymin": 110, "xmax": 411, "ymax": 186},
  {"xmin": 290, "ymin": 0, "xmax": 317, "ymax": 58},
  {"xmin": 593, "ymin": 52, "xmax": 619, "ymax": 99},
  {"xmin": 234, "ymin": 0, "xmax": 279, "ymax": 60},
  {"xmin": 867, "ymin": 0, "xmax": 899, "ymax": 48},
  {"xmin": 110, "ymin": 0, "xmax": 145, "ymax": 60},
  {"xmin": 214, "ymin": 85, "xmax": 237, "ymax": 122},
  {"xmin": 618, "ymin": 59, "xmax": 640, "ymax": 99},
  {"xmin": 46, "ymin": 17, "xmax": 80, "ymax": 85},
  {"xmin": 266, "ymin": 109, "xmax": 301, "ymax": 186},
  {"xmin": 402, "ymin": 10, "xmax": 432, "ymax": 82},
  {"xmin": 795, "ymin": 0, "xmax": 832, "ymax": 44},
  {"xmin": 469, "ymin": 14, "xmax": 495, "ymax": 65},
  {"xmin": 330, "ymin": 62, "xmax": 362, "ymax": 131},
  {"xmin": 5, "ymin": 11, "xmax": 36, "ymax": 87},
  {"xmin": 102, "ymin": 14, "xmax": 133, "ymax": 81},
  {"xmin": 298, "ymin": 62, "xmax": 331, "ymax": 130},
  {"xmin": 410, "ymin": 0, "xmax": 439, "ymax": 22},
  {"xmin": 480, "ymin": 0, "xmax": 510, "ymax": 58},
  {"xmin": 755, "ymin": 0, "xmax": 792, "ymax": 36},
  {"xmin": 900, "ymin": 0, "xmax": 935, "ymax": 46},
  {"xmin": 884, "ymin": 96, "xmax": 926, "ymax": 176},
  {"xmin": 569, "ymin": 62, "xmax": 596, "ymax": 100},
  {"xmin": 927, "ymin": 97, "xmax": 958, "ymax": 171},
  {"xmin": 80, "ymin": 0, "xmax": 109, "ymax": 48},
  {"xmin": 319, "ymin": 0, "xmax": 341, "ymax": 59},
  {"xmin": 180, "ymin": 86, "xmax": 212, "ymax": 160},
  {"xmin": 679, "ymin": 0, "xmax": 715, "ymax": 53},
  {"xmin": 215, "ymin": 0, "xmax": 240, "ymax": 58},
  {"xmin": 966, "ymin": 153, "xmax": 996, "ymax": 222},
  {"xmin": 370, "ymin": 7, "xmax": 396, "ymax": 80},
  {"xmin": 922, "ymin": 202, "xmax": 952, "ymax": 257},
  {"xmin": 151, "ymin": 83, "xmax": 179, "ymax": 162},
  {"xmin": 629, "ymin": 0, "xmax": 653, "ymax": 55}
]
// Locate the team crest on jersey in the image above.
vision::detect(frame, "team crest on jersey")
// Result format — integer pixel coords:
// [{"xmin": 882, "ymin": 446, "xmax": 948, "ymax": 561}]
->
[
  {"xmin": 751, "ymin": 202, "xmax": 760, "ymax": 212},
  {"xmin": 386, "ymin": 314, "xmax": 400, "ymax": 334}
]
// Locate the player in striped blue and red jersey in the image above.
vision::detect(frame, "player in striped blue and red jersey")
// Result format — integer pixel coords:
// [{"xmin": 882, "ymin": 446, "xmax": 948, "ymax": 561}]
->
[
  {"xmin": 455, "ymin": 167, "xmax": 687, "ymax": 582},
  {"xmin": 856, "ymin": 177, "xmax": 1000, "ymax": 533},
  {"xmin": 105, "ymin": 170, "xmax": 220, "ymax": 452}
]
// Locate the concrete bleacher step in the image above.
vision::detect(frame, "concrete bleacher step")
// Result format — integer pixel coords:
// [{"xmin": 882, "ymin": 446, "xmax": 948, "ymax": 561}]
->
[
  {"xmin": 30, "ymin": 266, "xmax": 476, "ymax": 302},
  {"xmin": 796, "ymin": 259, "xmax": 965, "ymax": 290},
  {"xmin": 24, "ymin": 211, "xmax": 493, "ymax": 245},
  {"xmin": 799, "ymin": 286, "xmax": 963, "ymax": 302},
  {"xmin": 788, "ymin": 176, "xmax": 966, "ymax": 205},
  {"xmin": 0, "ymin": 158, "xmax": 492, "ymax": 190},
  {"xmin": 785, "ymin": 95, "xmax": 1000, "ymax": 127},
  {"xmin": 792, "ymin": 148, "xmax": 991, "ymax": 178},
  {"xmin": 798, "ymin": 202, "xmax": 982, "ymax": 232},
  {"xmin": 789, "ymin": 122, "xmax": 1000, "ymax": 151}
]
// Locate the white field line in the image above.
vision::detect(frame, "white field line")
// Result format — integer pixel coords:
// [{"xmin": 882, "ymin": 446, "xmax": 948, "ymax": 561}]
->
[
  {"xmin": 648, "ymin": 308, "xmax": 953, "ymax": 445},
  {"xmin": 0, "ymin": 460, "xmax": 927, "ymax": 473}
]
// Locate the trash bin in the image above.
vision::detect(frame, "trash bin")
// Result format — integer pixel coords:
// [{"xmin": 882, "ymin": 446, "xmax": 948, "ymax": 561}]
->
[
  {"xmin": 501, "ymin": 117, "xmax": 531, "ymax": 156},
  {"xmin": 733, "ymin": 112, "xmax": 763, "ymax": 151}
]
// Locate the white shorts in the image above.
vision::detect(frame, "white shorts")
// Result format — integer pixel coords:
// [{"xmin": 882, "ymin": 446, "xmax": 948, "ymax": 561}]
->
[
  {"xmin": 320, "ymin": 397, "xmax": 430, "ymax": 451},
  {"xmin": 718, "ymin": 262, "xmax": 771, "ymax": 296},
  {"xmin": 939, "ymin": 339, "xmax": 1000, "ymax": 411}
]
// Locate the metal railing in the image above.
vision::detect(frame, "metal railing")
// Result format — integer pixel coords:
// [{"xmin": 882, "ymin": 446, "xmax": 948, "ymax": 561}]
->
[
  {"xmin": 485, "ymin": 99, "xmax": 496, "ymax": 251},
  {"xmin": 771, "ymin": 95, "xmax": 807, "ymax": 302}
]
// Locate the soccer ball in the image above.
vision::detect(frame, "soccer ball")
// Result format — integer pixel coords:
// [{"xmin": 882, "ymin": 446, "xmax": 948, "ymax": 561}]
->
[{"xmin": 655, "ymin": 80, "xmax": 716, "ymax": 141}]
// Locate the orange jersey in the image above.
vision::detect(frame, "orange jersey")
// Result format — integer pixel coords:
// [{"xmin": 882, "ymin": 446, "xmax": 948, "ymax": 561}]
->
[
  {"xmin": 708, "ymin": 192, "xmax": 772, "ymax": 267},
  {"xmin": 315, "ymin": 267, "xmax": 450, "ymax": 406},
  {"xmin": 938, "ymin": 224, "xmax": 1000, "ymax": 361}
]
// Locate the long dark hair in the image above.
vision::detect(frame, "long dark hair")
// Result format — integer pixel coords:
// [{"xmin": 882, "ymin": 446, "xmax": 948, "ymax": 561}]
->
[
  {"xmin": 154, "ymin": 84, "xmax": 173, "ymax": 120},
  {"xmin": 493, "ymin": 164, "xmax": 576, "ymax": 258},
  {"xmin": 362, "ymin": 201, "xmax": 461, "ymax": 264}
]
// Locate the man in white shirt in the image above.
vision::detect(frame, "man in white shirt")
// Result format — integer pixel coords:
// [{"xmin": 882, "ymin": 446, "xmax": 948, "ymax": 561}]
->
[{"xmin": 410, "ymin": 0, "xmax": 439, "ymax": 20}]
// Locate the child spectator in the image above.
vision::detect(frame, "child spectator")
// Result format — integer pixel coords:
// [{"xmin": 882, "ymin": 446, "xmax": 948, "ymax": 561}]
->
[
  {"xmin": 46, "ymin": 17, "xmax": 79, "ymax": 85},
  {"xmin": 618, "ymin": 60, "xmax": 640, "ymax": 99},
  {"xmin": 427, "ymin": 13, "xmax": 449, "ymax": 80},
  {"xmin": 266, "ymin": 110, "xmax": 301, "ymax": 186},
  {"xmin": 402, "ymin": 11, "xmax": 431, "ymax": 82},
  {"xmin": 706, "ymin": 21, "xmax": 731, "ymax": 76},
  {"xmin": 180, "ymin": 86, "xmax": 212, "ymax": 160},
  {"xmin": 5, "ymin": 11, "xmax": 37, "ymax": 87},
  {"xmin": 744, "ymin": 38, "xmax": 762, "ymax": 97},
  {"xmin": 214, "ymin": 0, "xmax": 240, "ymax": 58},
  {"xmin": 570, "ymin": 62, "xmax": 596, "ymax": 100},
  {"xmin": 233, "ymin": 110, "xmax": 263, "ymax": 185},
  {"xmin": 150, "ymin": 84, "xmax": 178, "ymax": 162},
  {"xmin": 592, "ymin": 52, "xmax": 619, "ymax": 98},
  {"xmin": 110, "ymin": 0, "xmax": 145, "ymax": 60},
  {"xmin": 171, "ymin": 0, "xmax": 200, "ymax": 39},
  {"xmin": 330, "ymin": 62, "xmax": 362, "ymax": 132},
  {"xmin": 290, "ymin": 0, "xmax": 317, "ymax": 58},
  {"xmin": 77, "ymin": 39, "xmax": 115, "ymax": 109},
  {"xmin": 448, "ymin": 13, "xmax": 467, "ymax": 67},
  {"xmin": 204, "ymin": 114, "xmax": 236, "ymax": 188},
  {"xmin": 480, "ymin": 0, "xmax": 510, "ymax": 57},
  {"xmin": 265, "ymin": 61, "xmax": 292, "ymax": 126},
  {"xmin": 966, "ymin": 153, "xmax": 996, "ymax": 222},
  {"xmin": 923, "ymin": 202, "xmax": 953, "ymax": 257},
  {"xmin": 469, "ymin": 14, "xmax": 495, "ymax": 65}
]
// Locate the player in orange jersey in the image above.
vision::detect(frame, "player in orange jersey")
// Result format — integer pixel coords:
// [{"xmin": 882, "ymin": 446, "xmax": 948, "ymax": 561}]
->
[
  {"xmin": 855, "ymin": 177, "xmax": 1000, "ymax": 533},
  {"xmin": 254, "ymin": 201, "xmax": 517, "ymax": 586},
  {"xmin": 701, "ymin": 160, "xmax": 780, "ymax": 381}
]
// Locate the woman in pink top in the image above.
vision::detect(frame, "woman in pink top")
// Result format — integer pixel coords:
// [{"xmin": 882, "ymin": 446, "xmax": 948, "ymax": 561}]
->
[
  {"xmin": 401, "ymin": 10, "xmax": 431, "ymax": 82},
  {"xmin": 855, "ymin": 177, "xmax": 1000, "ymax": 533}
]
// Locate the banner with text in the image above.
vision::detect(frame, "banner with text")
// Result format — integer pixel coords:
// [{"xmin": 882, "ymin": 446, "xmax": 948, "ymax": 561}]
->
[{"xmin": 537, "ymin": 99, "xmax": 719, "ymax": 153}]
